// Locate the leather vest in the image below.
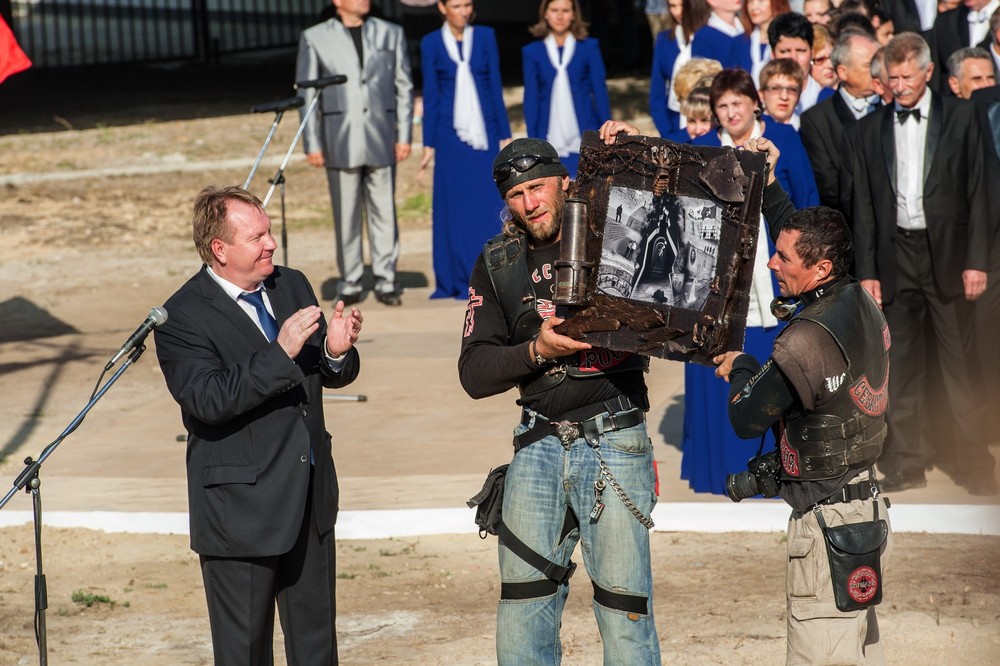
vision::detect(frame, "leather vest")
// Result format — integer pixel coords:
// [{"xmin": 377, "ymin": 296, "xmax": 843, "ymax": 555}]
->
[
  {"xmin": 482, "ymin": 232, "xmax": 647, "ymax": 399},
  {"xmin": 777, "ymin": 280, "xmax": 889, "ymax": 482}
]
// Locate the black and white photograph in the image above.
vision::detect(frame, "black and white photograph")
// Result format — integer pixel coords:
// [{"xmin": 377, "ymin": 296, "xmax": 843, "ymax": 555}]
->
[{"xmin": 597, "ymin": 185, "xmax": 722, "ymax": 312}]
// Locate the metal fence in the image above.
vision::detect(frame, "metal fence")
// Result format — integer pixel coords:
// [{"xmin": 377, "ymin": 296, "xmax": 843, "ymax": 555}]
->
[{"xmin": 10, "ymin": 0, "xmax": 322, "ymax": 68}]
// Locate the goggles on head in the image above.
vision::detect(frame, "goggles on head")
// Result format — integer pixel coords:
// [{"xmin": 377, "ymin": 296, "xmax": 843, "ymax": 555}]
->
[{"xmin": 492, "ymin": 154, "xmax": 561, "ymax": 184}]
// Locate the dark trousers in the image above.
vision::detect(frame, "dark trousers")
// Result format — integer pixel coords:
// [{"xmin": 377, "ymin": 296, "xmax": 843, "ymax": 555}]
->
[
  {"xmin": 200, "ymin": 474, "xmax": 337, "ymax": 666},
  {"xmin": 878, "ymin": 231, "xmax": 994, "ymax": 480},
  {"xmin": 975, "ymin": 266, "xmax": 1000, "ymax": 445}
]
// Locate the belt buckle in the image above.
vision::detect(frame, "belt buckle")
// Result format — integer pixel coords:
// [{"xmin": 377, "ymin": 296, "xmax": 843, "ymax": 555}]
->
[{"xmin": 554, "ymin": 421, "xmax": 580, "ymax": 449}]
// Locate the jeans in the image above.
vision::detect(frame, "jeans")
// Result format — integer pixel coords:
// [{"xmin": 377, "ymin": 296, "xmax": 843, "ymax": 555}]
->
[{"xmin": 496, "ymin": 409, "xmax": 660, "ymax": 666}]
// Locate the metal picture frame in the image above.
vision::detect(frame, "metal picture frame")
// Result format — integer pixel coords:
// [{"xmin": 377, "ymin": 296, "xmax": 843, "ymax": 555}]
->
[{"xmin": 554, "ymin": 131, "xmax": 768, "ymax": 366}]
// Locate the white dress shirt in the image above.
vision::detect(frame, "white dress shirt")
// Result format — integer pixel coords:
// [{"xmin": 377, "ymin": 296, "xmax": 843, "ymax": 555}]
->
[
  {"xmin": 894, "ymin": 91, "xmax": 933, "ymax": 230},
  {"xmin": 914, "ymin": 0, "xmax": 938, "ymax": 32},
  {"xmin": 796, "ymin": 76, "xmax": 825, "ymax": 115},
  {"xmin": 969, "ymin": 0, "xmax": 999, "ymax": 47}
]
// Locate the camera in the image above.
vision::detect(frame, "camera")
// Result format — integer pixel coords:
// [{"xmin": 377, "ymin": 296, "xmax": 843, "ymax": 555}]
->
[{"xmin": 726, "ymin": 449, "xmax": 782, "ymax": 502}]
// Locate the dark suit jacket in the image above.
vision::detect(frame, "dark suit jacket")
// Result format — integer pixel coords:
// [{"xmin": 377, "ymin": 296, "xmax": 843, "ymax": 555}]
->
[
  {"xmin": 932, "ymin": 6, "xmax": 992, "ymax": 93},
  {"xmin": 882, "ymin": 0, "xmax": 932, "ymax": 37},
  {"xmin": 155, "ymin": 266, "xmax": 360, "ymax": 558},
  {"xmin": 972, "ymin": 83, "xmax": 1000, "ymax": 268},
  {"xmin": 800, "ymin": 92, "xmax": 866, "ymax": 216},
  {"xmin": 851, "ymin": 93, "xmax": 990, "ymax": 303}
]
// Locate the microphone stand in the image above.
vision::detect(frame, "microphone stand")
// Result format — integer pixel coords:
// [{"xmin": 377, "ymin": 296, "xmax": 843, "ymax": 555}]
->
[
  {"xmin": 244, "ymin": 76, "xmax": 346, "ymax": 267},
  {"xmin": 0, "ymin": 344, "xmax": 149, "ymax": 666}
]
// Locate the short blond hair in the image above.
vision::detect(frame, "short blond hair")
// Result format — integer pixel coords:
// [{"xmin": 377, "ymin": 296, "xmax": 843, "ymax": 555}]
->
[
  {"xmin": 680, "ymin": 86, "xmax": 713, "ymax": 120},
  {"xmin": 673, "ymin": 58, "xmax": 723, "ymax": 103}
]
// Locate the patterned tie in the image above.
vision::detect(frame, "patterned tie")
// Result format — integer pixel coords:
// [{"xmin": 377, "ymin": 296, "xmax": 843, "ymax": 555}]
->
[{"xmin": 240, "ymin": 290, "xmax": 279, "ymax": 342}]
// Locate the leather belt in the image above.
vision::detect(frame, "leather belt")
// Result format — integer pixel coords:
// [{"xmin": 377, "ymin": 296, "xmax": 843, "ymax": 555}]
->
[
  {"xmin": 514, "ymin": 396, "xmax": 646, "ymax": 453},
  {"xmin": 895, "ymin": 226, "xmax": 927, "ymax": 239},
  {"xmin": 816, "ymin": 480, "xmax": 877, "ymax": 505}
]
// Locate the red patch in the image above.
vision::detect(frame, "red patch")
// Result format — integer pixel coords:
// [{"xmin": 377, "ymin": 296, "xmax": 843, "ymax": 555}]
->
[
  {"xmin": 881, "ymin": 324, "xmax": 891, "ymax": 352},
  {"xmin": 535, "ymin": 298, "xmax": 556, "ymax": 319},
  {"xmin": 847, "ymin": 565, "xmax": 879, "ymax": 604},
  {"xmin": 779, "ymin": 425, "xmax": 800, "ymax": 477},
  {"xmin": 463, "ymin": 288, "xmax": 483, "ymax": 338},
  {"xmin": 849, "ymin": 359, "xmax": 889, "ymax": 417},
  {"xmin": 575, "ymin": 347, "xmax": 630, "ymax": 373}
]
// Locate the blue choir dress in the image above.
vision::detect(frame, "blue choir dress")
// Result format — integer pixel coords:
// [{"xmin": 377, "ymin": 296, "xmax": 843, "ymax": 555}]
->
[
  {"xmin": 421, "ymin": 25, "xmax": 511, "ymax": 299},
  {"xmin": 522, "ymin": 36, "xmax": 611, "ymax": 177},
  {"xmin": 649, "ymin": 29, "xmax": 685, "ymax": 141},
  {"xmin": 681, "ymin": 121, "xmax": 819, "ymax": 494}
]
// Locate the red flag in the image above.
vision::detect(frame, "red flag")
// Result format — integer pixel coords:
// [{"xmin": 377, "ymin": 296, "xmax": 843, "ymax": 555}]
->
[{"xmin": 0, "ymin": 14, "xmax": 32, "ymax": 85}]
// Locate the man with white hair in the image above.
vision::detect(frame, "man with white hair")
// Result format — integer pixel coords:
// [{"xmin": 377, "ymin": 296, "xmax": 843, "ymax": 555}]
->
[{"xmin": 851, "ymin": 32, "xmax": 995, "ymax": 495}]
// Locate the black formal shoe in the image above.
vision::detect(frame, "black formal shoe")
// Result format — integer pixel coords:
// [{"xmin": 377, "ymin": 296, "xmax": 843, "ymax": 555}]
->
[
  {"xmin": 375, "ymin": 290, "xmax": 402, "ymax": 306},
  {"xmin": 878, "ymin": 471, "xmax": 927, "ymax": 493},
  {"xmin": 964, "ymin": 476, "xmax": 999, "ymax": 496},
  {"xmin": 335, "ymin": 292, "xmax": 363, "ymax": 307}
]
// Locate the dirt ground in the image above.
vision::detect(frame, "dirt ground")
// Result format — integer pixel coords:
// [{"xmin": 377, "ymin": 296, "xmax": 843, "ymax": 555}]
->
[{"xmin": 0, "ymin": 61, "xmax": 998, "ymax": 665}]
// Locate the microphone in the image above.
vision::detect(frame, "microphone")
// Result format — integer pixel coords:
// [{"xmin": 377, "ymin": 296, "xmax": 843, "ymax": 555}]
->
[
  {"xmin": 106, "ymin": 307, "xmax": 169, "ymax": 369},
  {"xmin": 294, "ymin": 74, "xmax": 348, "ymax": 89},
  {"xmin": 251, "ymin": 96, "xmax": 305, "ymax": 114}
]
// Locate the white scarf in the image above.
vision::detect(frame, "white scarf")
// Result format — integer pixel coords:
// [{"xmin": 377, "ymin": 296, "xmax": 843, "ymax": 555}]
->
[
  {"xmin": 720, "ymin": 120, "xmax": 778, "ymax": 329},
  {"xmin": 544, "ymin": 34, "xmax": 581, "ymax": 157},
  {"xmin": 750, "ymin": 27, "xmax": 772, "ymax": 87},
  {"xmin": 707, "ymin": 12, "xmax": 744, "ymax": 37},
  {"xmin": 441, "ymin": 25, "xmax": 488, "ymax": 151},
  {"xmin": 668, "ymin": 26, "xmax": 693, "ymax": 121}
]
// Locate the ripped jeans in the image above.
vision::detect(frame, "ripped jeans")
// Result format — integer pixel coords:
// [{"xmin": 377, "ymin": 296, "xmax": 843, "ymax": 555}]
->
[{"xmin": 496, "ymin": 410, "xmax": 660, "ymax": 666}]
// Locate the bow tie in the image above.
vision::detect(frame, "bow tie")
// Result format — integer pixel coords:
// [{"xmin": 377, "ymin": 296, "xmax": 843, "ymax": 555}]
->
[
  {"xmin": 896, "ymin": 107, "xmax": 921, "ymax": 123},
  {"xmin": 849, "ymin": 96, "xmax": 869, "ymax": 112},
  {"xmin": 968, "ymin": 9, "xmax": 987, "ymax": 23}
]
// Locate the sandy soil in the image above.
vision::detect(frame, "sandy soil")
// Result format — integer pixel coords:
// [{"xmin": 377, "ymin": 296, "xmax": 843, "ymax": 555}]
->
[{"xmin": 0, "ymin": 69, "xmax": 998, "ymax": 665}]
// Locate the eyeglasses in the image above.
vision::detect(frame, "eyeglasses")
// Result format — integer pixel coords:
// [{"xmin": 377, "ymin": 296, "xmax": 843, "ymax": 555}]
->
[
  {"xmin": 492, "ymin": 154, "xmax": 560, "ymax": 183},
  {"xmin": 811, "ymin": 55, "xmax": 831, "ymax": 65},
  {"xmin": 762, "ymin": 84, "xmax": 802, "ymax": 96}
]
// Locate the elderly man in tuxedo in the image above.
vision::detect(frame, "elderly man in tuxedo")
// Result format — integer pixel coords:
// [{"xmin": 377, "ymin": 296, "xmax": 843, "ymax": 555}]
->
[
  {"xmin": 851, "ymin": 32, "xmax": 996, "ymax": 496},
  {"xmin": 801, "ymin": 31, "xmax": 882, "ymax": 218},
  {"xmin": 297, "ymin": 0, "xmax": 414, "ymax": 306},
  {"xmin": 155, "ymin": 186, "xmax": 363, "ymax": 664}
]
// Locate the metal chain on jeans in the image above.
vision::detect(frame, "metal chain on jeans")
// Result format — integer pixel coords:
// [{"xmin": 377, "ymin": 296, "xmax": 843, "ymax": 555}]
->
[{"xmin": 592, "ymin": 445, "xmax": 655, "ymax": 530}]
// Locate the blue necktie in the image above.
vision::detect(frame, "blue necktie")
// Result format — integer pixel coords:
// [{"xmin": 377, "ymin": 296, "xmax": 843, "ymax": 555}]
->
[{"xmin": 240, "ymin": 290, "xmax": 279, "ymax": 342}]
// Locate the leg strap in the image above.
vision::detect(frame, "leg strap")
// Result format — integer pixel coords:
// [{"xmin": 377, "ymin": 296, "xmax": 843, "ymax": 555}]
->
[{"xmin": 592, "ymin": 581, "xmax": 648, "ymax": 615}]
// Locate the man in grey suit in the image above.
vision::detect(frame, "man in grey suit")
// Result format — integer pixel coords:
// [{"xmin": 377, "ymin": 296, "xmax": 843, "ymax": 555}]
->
[
  {"xmin": 155, "ymin": 186, "xmax": 363, "ymax": 664},
  {"xmin": 297, "ymin": 0, "xmax": 413, "ymax": 306}
]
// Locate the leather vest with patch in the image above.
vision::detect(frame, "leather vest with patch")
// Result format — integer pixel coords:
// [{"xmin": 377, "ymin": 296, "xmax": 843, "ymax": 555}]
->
[
  {"xmin": 778, "ymin": 281, "xmax": 889, "ymax": 482},
  {"xmin": 483, "ymin": 232, "xmax": 647, "ymax": 399}
]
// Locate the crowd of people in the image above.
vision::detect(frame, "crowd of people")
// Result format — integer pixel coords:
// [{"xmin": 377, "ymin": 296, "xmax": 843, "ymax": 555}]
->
[{"xmin": 150, "ymin": 0, "xmax": 1000, "ymax": 662}]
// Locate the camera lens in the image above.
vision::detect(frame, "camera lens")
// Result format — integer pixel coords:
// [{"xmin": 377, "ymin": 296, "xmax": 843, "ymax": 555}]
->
[{"xmin": 725, "ymin": 470, "xmax": 760, "ymax": 503}]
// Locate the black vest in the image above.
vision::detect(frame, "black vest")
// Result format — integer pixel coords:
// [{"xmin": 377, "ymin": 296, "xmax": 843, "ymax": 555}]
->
[
  {"xmin": 482, "ymin": 232, "xmax": 647, "ymax": 399},
  {"xmin": 777, "ymin": 280, "xmax": 889, "ymax": 481}
]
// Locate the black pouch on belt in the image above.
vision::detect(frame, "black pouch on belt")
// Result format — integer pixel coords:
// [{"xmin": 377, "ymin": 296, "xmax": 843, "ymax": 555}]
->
[
  {"xmin": 467, "ymin": 464, "xmax": 508, "ymax": 537},
  {"xmin": 813, "ymin": 501, "xmax": 889, "ymax": 612}
]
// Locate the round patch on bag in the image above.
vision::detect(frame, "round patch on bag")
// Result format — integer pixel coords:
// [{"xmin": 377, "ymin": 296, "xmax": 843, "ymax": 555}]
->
[{"xmin": 847, "ymin": 565, "xmax": 879, "ymax": 604}]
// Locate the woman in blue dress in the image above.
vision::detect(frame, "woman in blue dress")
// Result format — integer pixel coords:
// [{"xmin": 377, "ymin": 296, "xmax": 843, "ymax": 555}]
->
[
  {"xmin": 522, "ymin": 0, "xmax": 611, "ymax": 177},
  {"xmin": 683, "ymin": 68, "xmax": 818, "ymax": 494},
  {"xmin": 649, "ymin": 0, "xmax": 697, "ymax": 140},
  {"xmin": 421, "ymin": 0, "xmax": 512, "ymax": 299},
  {"xmin": 741, "ymin": 0, "xmax": 790, "ymax": 85},
  {"xmin": 691, "ymin": 0, "xmax": 752, "ymax": 71}
]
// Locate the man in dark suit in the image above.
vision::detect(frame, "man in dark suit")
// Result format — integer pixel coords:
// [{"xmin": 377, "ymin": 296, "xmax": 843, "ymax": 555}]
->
[
  {"xmin": 931, "ymin": 0, "xmax": 998, "ymax": 91},
  {"xmin": 852, "ymin": 32, "xmax": 996, "ymax": 495},
  {"xmin": 972, "ymin": 82, "xmax": 1000, "ymax": 444},
  {"xmin": 155, "ymin": 186, "xmax": 363, "ymax": 665},
  {"xmin": 801, "ymin": 32, "xmax": 881, "ymax": 217},
  {"xmin": 882, "ymin": 0, "xmax": 937, "ymax": 37}
]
